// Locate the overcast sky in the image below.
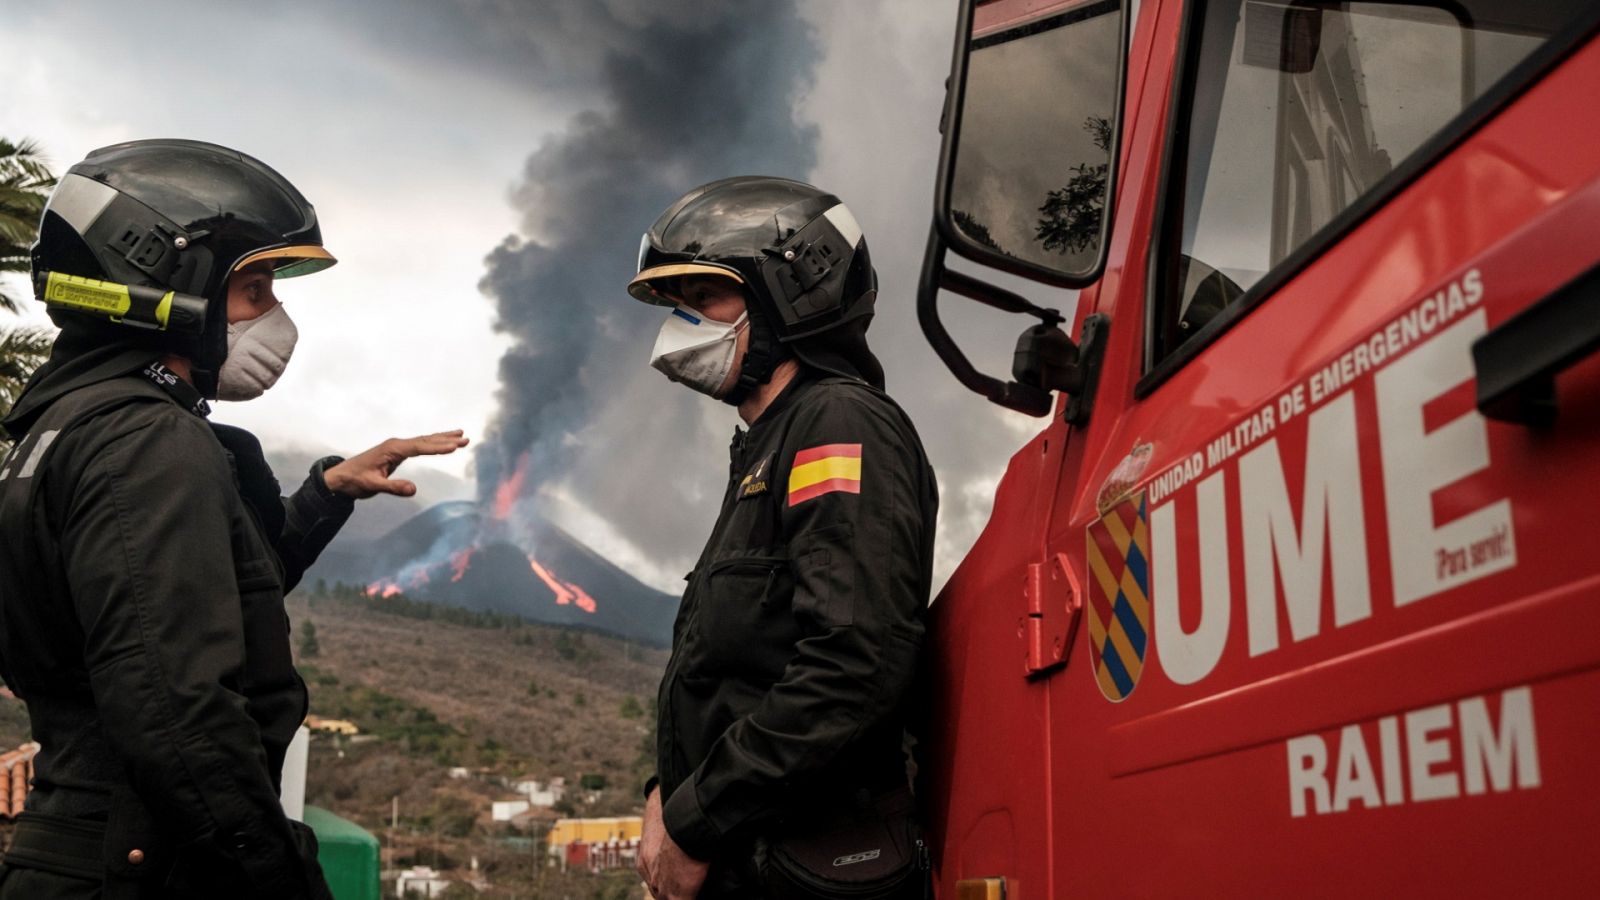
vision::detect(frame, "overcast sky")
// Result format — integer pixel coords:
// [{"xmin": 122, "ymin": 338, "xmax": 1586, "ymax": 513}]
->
[{"xmin": 0, "ymin": 0, "xmax": 1071, "ymax": 593}]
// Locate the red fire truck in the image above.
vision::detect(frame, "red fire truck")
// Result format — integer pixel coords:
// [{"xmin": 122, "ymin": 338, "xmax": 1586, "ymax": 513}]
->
[{"xmin": 916, "ymin": 0, "xmax": 1600, "ymax": 895}]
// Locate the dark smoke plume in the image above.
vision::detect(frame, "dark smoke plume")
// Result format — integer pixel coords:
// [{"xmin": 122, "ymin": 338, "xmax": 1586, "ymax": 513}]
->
[{"xmin": 476, "ymin": 1, "xmax": 820, "ymax": 538}]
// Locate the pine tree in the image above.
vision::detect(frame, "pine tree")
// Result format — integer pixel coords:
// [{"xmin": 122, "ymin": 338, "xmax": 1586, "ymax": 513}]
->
[{"xmin": 299, "ymin": 620, "xmax": 320, "ymax": 658}]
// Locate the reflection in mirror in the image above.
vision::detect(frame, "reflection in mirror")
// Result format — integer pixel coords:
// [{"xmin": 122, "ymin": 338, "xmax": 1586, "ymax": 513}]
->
[{"xmin": 948, "ymin": 0, "xmax": 1123, "ymax": 278}]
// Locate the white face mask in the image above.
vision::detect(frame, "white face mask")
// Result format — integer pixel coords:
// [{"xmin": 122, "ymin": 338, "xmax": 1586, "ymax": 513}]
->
[
  {"xmin": 217, "ymin": 302, "xmax": 299, "ymax": 401},
  {"xmin": 649, "ymin": 305, "xmax": 748, "ymax": 399}
]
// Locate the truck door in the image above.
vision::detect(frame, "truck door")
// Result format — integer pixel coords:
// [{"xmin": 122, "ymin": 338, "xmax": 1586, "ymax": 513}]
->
[{"xmin": 1035, "ymin": 0, "xmax": 1600, "ymax": 895}]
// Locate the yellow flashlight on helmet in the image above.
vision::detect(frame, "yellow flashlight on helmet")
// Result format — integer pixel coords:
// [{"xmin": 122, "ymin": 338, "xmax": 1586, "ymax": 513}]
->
[{"xmin": 34, "ymin": 271, "xmax": 208, "ymax": 335}]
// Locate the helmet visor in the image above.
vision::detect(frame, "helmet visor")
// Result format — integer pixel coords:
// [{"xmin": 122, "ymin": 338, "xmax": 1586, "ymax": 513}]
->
[
  {"xmin": 233, "ymin": 244, "xmax": 338, "ymax": 279},
  {"xmin": 628, "ymin": 263, "xmax": 745, "ymax": 306}
]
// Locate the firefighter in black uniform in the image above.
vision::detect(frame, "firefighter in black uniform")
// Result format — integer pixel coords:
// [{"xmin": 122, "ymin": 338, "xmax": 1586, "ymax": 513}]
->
[
  {"xmin": 629, "ymin": 177, "xmax": 939, "ymax": 900},
  {"xmin": 0, "ymin": 140, "xmax": 466, "ymax": 899}
]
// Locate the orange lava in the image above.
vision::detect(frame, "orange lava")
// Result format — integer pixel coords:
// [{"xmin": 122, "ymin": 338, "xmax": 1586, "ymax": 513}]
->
[
  {"xmin": 568, "ymin": 583, "xmax": 598, "ymax": 615},
  {"xmin": 493, "ymin": 454, "xmax": 531, "ymax": 521},
  {"xmin": 449, "ymin": 548, "xmax": 476, "ymax": 583},
  {"xmin": 528, "ymin": 558, "xmax": 575, "ymax": 606},
  {"xmin": 528, "ymin": 558, "xmax": 598, "ymax": 614}
]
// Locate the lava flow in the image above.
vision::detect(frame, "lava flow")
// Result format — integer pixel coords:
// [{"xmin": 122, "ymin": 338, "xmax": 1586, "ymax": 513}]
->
[
  {"xmin": 366, "ymin": 562, "xmax": 433, "ymax": 599},
  {"xmin": 449, "ymin": 547, "xmax": 476, "ymax": 583},
  {"xmin": 363, "ymin": 543, "xmax": 598, "ymax": 615},
  {"xmin": 528, "ymin": 559, "xmax": 598, "ymax": 614}
]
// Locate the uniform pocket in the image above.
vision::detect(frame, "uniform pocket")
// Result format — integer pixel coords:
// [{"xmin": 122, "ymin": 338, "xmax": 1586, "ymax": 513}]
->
[
  {"xmin": 790, "ymin": 523, "xmax": 856, "ymax": 628},
  {"xmin": 233, "ymin": 555, "xmax": 281, "ymax": 595},
  {"xmin": 230, "ymin": 551, "xmax": 308, "ymax": 744},
  {"xmin": 690, "ymin": 556, "xmax": 799, "ymax": 681},
  {"xmin": 233, "ymin": 554, "xmax": 292, "ymax": 683}
]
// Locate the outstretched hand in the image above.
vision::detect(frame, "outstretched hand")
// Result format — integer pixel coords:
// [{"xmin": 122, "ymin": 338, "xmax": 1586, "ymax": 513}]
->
[{"xmin": 323, "ymin": 430, "xmax": 469, "ymax": 499}]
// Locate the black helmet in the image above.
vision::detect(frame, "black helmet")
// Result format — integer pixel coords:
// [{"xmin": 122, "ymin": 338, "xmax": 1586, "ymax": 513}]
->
[
  {"xmin": 630, "ymin": 176, "xmax": 883, "ymax": 396},
  {"xmin": 30, "ymin": 139, "xmax": 335, "ymax": 396}
]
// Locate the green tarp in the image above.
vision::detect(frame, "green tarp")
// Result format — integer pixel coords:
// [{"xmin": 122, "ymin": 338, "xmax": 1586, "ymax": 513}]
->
[{"xmin": 304, "ymin": 805, "xmax": 380, "ymax": 900}]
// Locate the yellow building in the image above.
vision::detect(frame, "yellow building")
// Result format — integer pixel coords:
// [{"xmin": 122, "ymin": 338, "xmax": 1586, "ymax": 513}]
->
[
  {"xmin": 547, "ymin": 816, "xmax": 643, "ymax": 846},
  {"xmin": 305, "ymin": 715, "xmax": 359, "ymax": 736}
]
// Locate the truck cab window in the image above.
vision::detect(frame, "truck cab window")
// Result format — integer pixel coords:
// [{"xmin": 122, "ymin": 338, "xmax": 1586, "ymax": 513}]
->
[{"xmin": 1149, "ymin": 0, "xmax": 1580, "ymax": 368}]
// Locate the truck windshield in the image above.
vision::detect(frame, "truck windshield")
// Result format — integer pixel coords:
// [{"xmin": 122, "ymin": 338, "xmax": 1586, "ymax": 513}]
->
[{"xmin": 1153, "ymin": 0, "xmax": 1587, "ymax": 362}]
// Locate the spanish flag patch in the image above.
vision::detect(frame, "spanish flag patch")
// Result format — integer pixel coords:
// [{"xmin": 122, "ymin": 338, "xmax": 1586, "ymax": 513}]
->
[{"xmin": 787, "ymin": 443, "xmax": 862, "ymax": 507}]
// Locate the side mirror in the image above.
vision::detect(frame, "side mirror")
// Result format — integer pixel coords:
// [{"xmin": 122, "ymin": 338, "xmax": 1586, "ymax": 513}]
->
[
  {"xmin": 919, "ymin": 0, "xmax": 1127, "ymax": 419},
  {"xmin": 937, "ymin": 0, "xmax": 1127, "ymax": 285}
]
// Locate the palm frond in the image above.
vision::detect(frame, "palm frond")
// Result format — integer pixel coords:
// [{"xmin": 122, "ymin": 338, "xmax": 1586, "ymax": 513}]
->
[
  {"xmin": 0, "ymin": 139, "xmax": 56, "ymax": 190},
  {"xmin": 0, "ymin": 324, "xmax": 54, "ymax": 413},
  {"xmin": 0, "ymin": 139, "xmax": 58, "ymax": 315},
  {"xmin": 0, "ymin": 282, "xmax": 24, "ymax": 314},
  {"xmin": 0, "ymin": 246, "xmax": 36, "ymax": 311}
]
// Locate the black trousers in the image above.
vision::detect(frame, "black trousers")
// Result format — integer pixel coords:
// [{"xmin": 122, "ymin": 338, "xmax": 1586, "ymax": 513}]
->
[{"xmin": 1, "ymin": 811, "xmax": 331, "ymax": 900}]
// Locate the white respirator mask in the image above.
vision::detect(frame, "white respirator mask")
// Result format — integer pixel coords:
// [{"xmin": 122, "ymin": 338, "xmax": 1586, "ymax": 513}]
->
[
  {"xmin": 216, "ymin": 302, "xmax": 299, "ymax": 401},
  {"xmin": 649, "ymin": 305, "xmax": 748, "ymax": 399}
]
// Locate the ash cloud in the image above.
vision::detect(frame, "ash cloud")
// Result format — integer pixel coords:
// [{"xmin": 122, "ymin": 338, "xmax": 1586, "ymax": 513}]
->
[
  {"xmin": 476, "ymin": 1, "xmax": 820, "ymax": 538},
  {"xmin": 480, "ymin": 0, "xmax": 1059, "ymax": 590}
]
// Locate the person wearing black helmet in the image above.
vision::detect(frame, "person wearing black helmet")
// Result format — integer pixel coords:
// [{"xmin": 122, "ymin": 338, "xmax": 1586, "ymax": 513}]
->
[
  {"xmin": 630, "ymin": 177, "xmax": 938, "ymax": 900},
  {"xmin": 0, "ymin": 140, "xmax": 466, "ymax": 899}
]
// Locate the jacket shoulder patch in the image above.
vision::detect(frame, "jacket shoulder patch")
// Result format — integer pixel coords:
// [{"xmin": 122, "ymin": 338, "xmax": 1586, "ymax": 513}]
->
[{"xmin": 787, "ymin": 443, "xmax": 862, "ymax": 507}]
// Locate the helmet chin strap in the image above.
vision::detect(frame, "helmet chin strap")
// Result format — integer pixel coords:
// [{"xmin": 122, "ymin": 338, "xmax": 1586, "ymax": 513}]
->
[
  {"xmin": 722, "ymin": 312, "xmax": 785, "ymax": 406},
  {"xmin": 191, "ymin": 365, "xmax": 220, "ymax": 401}
]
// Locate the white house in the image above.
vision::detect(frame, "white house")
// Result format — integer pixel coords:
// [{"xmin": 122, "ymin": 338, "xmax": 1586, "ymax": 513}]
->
[
  {"xmin": 396, "ymin": 866, "xmax": 450, "ymax": 898},
  {"xmin": 509, "ymin": 775, "xmax": 566, "ymax": 807},
  {"xmin": 491, "ymin": 799, "xmax": 532, "ymax": 822}
]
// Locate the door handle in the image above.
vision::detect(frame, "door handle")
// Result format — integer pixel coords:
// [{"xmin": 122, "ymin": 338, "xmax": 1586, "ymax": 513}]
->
[{"xmin": 1473, "ymin": 261, "xmax": 1600, "ymax": 426}]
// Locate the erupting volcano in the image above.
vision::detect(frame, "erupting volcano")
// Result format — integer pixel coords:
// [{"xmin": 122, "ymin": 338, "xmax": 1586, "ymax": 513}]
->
[
  {"xmin": 356, "ymin": 457, "xmax": 608, "ymax": 617},
  {"xmin": 311, "ymin": 493, "xmax": 678, "ymax": 647}
]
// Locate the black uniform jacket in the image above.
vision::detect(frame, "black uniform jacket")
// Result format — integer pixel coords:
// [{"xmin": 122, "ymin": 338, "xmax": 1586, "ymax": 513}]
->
[
  {"xmin": 0, "ymin": 352, "xmax": 350, "ymax": 898},
  {"xmin": 655, "ymin": 375, "xmax": 939, "ymax": 870}
]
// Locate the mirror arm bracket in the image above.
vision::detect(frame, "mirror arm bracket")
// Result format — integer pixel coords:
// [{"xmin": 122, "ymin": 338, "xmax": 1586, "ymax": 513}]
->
[
  {"xmin": 940, "ymin": 265, "xmax": 1065, "ymax": 325},
  {"xmin": 918, "ymin": 225, "xmax": 1056, "ymax": 417},
  {"xmin": 919, "ymin": 225, "xmax": 1109, "ymax": 424}
]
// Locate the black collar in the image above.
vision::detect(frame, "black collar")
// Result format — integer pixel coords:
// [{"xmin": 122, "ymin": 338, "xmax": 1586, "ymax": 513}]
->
[
  {"xmin": 749, "ymin": 370, "xmax": 818, "ymax": 430},
  {"xmin": 141, "ymin": 362, "xmax": 211, "ymax": 418}
]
